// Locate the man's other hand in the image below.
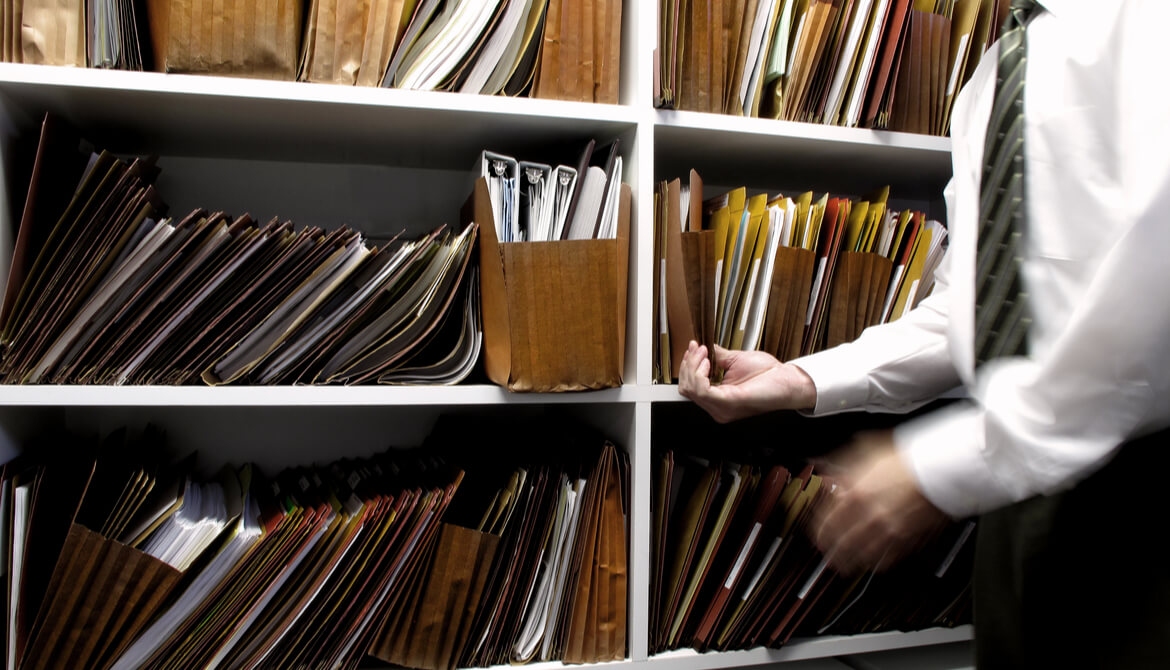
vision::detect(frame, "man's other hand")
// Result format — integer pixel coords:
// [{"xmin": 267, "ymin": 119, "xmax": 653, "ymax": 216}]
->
[{"xmin": 811, "ymin": 431, "xmax": 950, "ymax": 575}]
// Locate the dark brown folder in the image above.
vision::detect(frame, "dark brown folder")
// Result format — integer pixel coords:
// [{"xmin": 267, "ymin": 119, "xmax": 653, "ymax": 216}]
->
[
  {"xmin": 862, "ymin": 0, "xmax": 912, "ymax": 128},
  {"xmin": 680, "ymin": 228, "xmax": 717, "ymax": 365},
  {"xmin": 20, "ymin": 523, "xmax": 182, "ymax": 670},
  {"xmin": 802, "ymin": 198, "xmax": 849, "ymax": 356},
  {"xmin": 692, "ymin": 464, "xmax": 790, "ymax": 648},
  {"xmin": 650, "ymin": 451, "xmax": 674, "ymax": 650},
  {"xmin": 371, "ymin": 523, "xmax": 499, "ymax": 670},
  {"xmin": 760, "ymin": 246, "xmax": 815, "ymax": 362},
  {"xmin": 724, "ymin": 0, "xmax": 761, "ymax": 114},
  {"xmin": 0, "ymin": 114, "xmax": 88, "ymax": 334},
  {"xmin": 562, "ymin": 443, "xmax": 626, "ymax": 663},
  {"xmin": 657, "ymin": 460, "xmax": 718, "ymax": 648},
  {"xmin": 674, "ymin": 464, "xmax": 756, "ymax": 647},
  {"xmin": 826, "ymin": 251, "xmax": 892, "ymax": 349},
  {"xmin": 654, "ymin": 186, "xmax": 666, "ymax": 382},
  {"xmin": 664, "ymin": 178, "xmax": 696, "ymax": 379},
  {"xmin": 15, "ymin": 448, "xmax": 97, "ymax": 664}
]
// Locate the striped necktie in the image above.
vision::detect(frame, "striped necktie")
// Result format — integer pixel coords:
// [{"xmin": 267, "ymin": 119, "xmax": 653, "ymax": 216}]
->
[{"xmin": 974, "ymin": 0, "xmax": 1039, "ymax": 364}]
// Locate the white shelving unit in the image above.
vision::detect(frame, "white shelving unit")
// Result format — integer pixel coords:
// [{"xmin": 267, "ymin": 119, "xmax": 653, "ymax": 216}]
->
[{"xmin": 0, "ymin": 1, "xmax": 969, "ymax": 666}]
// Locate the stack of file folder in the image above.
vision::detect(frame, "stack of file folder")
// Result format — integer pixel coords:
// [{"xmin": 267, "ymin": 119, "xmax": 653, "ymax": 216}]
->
[
  {"xmin": 0, "ymin": 114, "xmax": 482, "ymax": 386},
  {"xmin": 653, "ymin": 170, "xmax": 946, "ymax": 383},
  {"xmin": 1, "ymin": 0, "xmax": 624, "ymax": 102},
  {"xmin": 2, "ymin": 427, "xmax": 463, "ymax": 670},
  {"xmin": 656, "ymin": 0, "xmax": 1007, "ymax": 135},
  {"xmin": 1, "ymin": 415, "xmax": 629, "ymax": 669},
  {"xmin": 651, "ymin": 447, "xmax": 973, "ymax": 653},
  {"xmin": 372, "ymin": 415, "xmax": 629, "ymax": 668}
]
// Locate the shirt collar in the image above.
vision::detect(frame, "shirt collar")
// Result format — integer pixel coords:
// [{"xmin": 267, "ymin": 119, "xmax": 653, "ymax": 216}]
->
[{"xmin": 1034, "ymin": 0, "xmax": 1068, "ymax": 18}]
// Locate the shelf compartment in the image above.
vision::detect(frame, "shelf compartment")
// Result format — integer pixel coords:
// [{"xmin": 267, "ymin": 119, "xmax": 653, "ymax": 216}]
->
[
  {"xmin": 0, "ymin": 64, "xmax": 639, "ymax": 168},
  {"xmin": 654, "ymin": 110, "xmax": 951, "ymax": 198}
]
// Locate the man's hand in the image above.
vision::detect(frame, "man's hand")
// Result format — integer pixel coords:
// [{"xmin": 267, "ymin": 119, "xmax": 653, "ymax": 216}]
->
[
  {"xmin": 677, "ymin": 341, "xmax": 817, "ymax": 423},
  {"xmin": 812, "ymin": 431, "xmax": 949, "ymax": 575}
]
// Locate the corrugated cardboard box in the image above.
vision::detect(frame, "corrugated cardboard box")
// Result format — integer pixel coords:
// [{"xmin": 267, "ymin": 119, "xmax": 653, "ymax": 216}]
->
[{"xmin": 463, "ymin": 177, "xmax": 630, "ymax": 392}]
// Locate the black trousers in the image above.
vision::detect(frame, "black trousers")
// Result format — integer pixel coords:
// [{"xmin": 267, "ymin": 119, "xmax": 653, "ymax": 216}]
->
[{"xmin": 974, "ymin": 430, "xmax": 1170, "ymax": 669}]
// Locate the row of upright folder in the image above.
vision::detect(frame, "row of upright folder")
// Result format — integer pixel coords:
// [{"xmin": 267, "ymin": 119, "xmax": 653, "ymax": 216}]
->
[
  {"xmin": 653, "ymin": 170, "xmax": 946, "ymax": 383},
  {"xmin": 1, "ymin": 415, "xmax": 628, "ymax": 669},
  {"xmin": 0, "ymin": 114, "xmax": 482, "ymax": 386},
  {"xmin": 1, "ymin": 0, "xmax": 622, "ymax": 103},
  {"xmin": 652, "ymin": 448, "xmax": 974, "ymax": 653},
  {"xmin": 657, "ymin": 0, "xmax": 1011, "ymax": 135}
]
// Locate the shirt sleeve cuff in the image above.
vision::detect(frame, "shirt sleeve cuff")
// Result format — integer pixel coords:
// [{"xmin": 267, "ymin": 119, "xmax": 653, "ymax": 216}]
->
[
  {"xmin": 790, "ymin": 351, "xmax": 871, "ymax": 416},
  {"xmin": 893, "ymin": 403, "xmax": 1017, "ymax": 518}
]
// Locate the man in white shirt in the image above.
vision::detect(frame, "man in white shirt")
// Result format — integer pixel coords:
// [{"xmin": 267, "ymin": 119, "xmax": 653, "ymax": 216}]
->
[{"xmin": 679, "ymin": 1, "xmax": 1170, "ymax": 666}]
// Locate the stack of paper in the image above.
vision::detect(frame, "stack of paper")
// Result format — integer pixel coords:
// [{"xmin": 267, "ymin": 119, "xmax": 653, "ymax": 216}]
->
[
  {"xmin": 0, "ymin": 114, "xmax": 482, "ymax": 387},
  {"xmin": 651, "ymin": 447, "xmax": 975, "ymax": 653},
  {"xmin": 371, "ymin": 0, "xmax": 621, "ymax": 101},
  {"xmin": 656, "ymin": 0, "xmax": 1004, "ymax": 135},
  {"xmin": 653, "ymin": 170, "xmax": 946, "ymax": 383},
  {"xmin": 2, "ymin": 0, "xmax": 624, "ymax": 99}
]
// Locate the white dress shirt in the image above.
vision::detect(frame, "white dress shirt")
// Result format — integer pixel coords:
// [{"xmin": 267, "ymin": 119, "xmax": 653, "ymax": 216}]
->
[{"xmin": 791, "ymin": 0, "xmax": 1170, "ymax": 518}]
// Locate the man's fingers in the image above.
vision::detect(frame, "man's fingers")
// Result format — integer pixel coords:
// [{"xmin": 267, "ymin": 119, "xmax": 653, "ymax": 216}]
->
[
  {"xmin": 695, "ymin": 354, "xmax": 711, "ymax": 381},
  {"xmin": 712, "ymin": 344, "xmax": 738, "ymax": 368}
]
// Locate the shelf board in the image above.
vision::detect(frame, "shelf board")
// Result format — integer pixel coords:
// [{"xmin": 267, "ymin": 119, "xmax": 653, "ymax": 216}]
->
[
  {"xmin": 643, "ymin": 626, "xmax": 973, "ymax": 669},
  {"xmin": 0, "ymin": 63, "xmax": 639, "ymax": 167},
  {"xmin": 0, "ymin": 384, "xmax": 655, "ymax": 407},
  {"xmin": 646, "ymin": 384, "xmax": 968, "ymax": 402},
  {"xmin": 654, "ymin": 109, "xmax": 952, "ymax": 197},
  {"xmin": 643, "ymin": 384, "xmax": 691, "ymax": 403},
  {"xmin": 455, "ymin": 627, "xmax": 972, "ymax": 670}
]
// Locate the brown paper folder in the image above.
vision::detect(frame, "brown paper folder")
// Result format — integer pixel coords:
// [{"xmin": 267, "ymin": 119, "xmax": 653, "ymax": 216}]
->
[
  {"xmin": 760, "ymin": 246, "xmax": 814, "ymax": 363},
  {"xmin": 680, "ymin": 229, "xmax": 717, "ymax": 361},
  {"xmin": 464, "ymin": 177, "xmax": 629, "ymax": 392},
  {"xmin": 825, "ymin": 251, "xmax": 891, "ymax": 349},
  {"xmin": 146, "ymin": 0, "xmax": 302, "ymax": 79},
  {"xmin": 664, "ymin": 179, "xmax": 697, "ymax": 379},
  {"xmin": 370, "ymin": 523, "xmax": 499, "ymax": 670},
  {"xmin": 20, "ymin": 523, "xmax": 181, "ymax": 670},
  {"xmin": 19, "ymin": 0, "xmax": 85, "ymax": 65},
  {"xmin": 534, "ymin": 0, "xmax": 622, "ymax": 103},
  {"xmin": 562, "ymin": 443, "xmax": 626, "ymax": 664},
  {"xmin": 300, "ymin": 0, "xmax": 368, "ymax": 84}
]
